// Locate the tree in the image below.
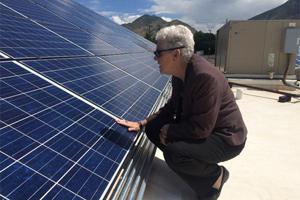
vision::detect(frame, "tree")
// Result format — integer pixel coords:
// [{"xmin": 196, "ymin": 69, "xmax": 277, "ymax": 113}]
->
[
  {"xmin": 144, "ymin": 25, "xmax": 155, "ymax": 43},
  {"xmin": 194, "ymin": 31, "xmax": 216, "ymax": 55},
  {"xmin": 144, "ymin": 31, "xmax": 155, "ymax": 42}
]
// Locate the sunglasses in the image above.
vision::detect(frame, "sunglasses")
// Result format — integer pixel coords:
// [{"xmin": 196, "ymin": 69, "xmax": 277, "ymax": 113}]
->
[{"xmin": 154, "ymin": 46, "xmax": 185, "ymax": 57}]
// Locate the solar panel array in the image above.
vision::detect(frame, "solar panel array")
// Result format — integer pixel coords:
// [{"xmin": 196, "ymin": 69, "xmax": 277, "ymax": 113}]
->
[{"xmin": 0, "ymin": 0, "xmax": 169, "ymax": 199}]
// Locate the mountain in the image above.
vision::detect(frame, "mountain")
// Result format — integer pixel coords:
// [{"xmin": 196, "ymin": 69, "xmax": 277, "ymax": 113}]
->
[
  {"xmin": 250, "ymin": 0, "xmax": 300, "ymax": 20},
  {"xmin": 122, "ymin": 15, "xmax": 197, "ymax": 40}
]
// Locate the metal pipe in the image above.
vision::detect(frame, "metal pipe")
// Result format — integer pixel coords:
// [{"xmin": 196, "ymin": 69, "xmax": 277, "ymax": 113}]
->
[
  {"xmin": 229, "ymin": 81, "xmax": 300, "ymax": 98},
  {"xmin": 282, "ymin": 53, "xmax": 300, "ymax": 90}
]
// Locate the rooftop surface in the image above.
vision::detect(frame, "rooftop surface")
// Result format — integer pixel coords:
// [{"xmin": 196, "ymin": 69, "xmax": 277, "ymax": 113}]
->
[{"xmin": 143, "ymin": 86, "xmax": 300, "ymax": 200}]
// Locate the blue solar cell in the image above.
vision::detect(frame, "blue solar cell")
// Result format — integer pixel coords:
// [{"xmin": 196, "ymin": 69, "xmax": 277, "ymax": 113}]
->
[
  {"xmin": 32, "ymin": 0, "xmax": 117, "ymax": 34},
  {"xmin": 31, "ymin": 0, "xmax": 151, "ymax": 53},
  {"xmin": 95, "ymin": 33, "xmax": 146, "ymax": 53},
  {"xmin": 101, "ymin": 54, "xmax": 170, "ymax": 91},
  {"xmin": 0, "ymin": 4, "xmax": 89, "ymax": 58},
  {"xmin": 134, "ymin": 52, "xmax": 161, "ymax": 69},
  {"xmin": 0, "ymin": 163, "xmax": 53, "ymax": 199},
  {"xmin": 59, "ymin": 165, "xmax": 108, "ymax": 200},
  {"xmin": 0, "ymin": 80, "xmax": 21, "ymax": 98},
  {"xmin": 1, "ymin": 100, "xmax": 32, "ymax": 126},
  {"xmin": 0, "ymin": 66, "xmax": 14, "ymax": 77},
  {"xmin": 0, "ymin": 0, "xmax": 168, "ymax": 198},
  {"xmin": 20, "ymin": 146, "xmax": 73, "ymax": 182},
  {"xmin": 103, "ymin": 125, "xmax": 135, "ymax": 153},
  {"xmin": 12, "ymin": 117, "xmax": 59, "ymax": 143},
  {"xmin": 0, "ymin": 121, "xmax": 5, "ymax": 129},
  {"xmin": 3, "ymin": 75, "xmax": 40, "ymax": 94},
  {"xmin": 64, "ymin": 124, "xmax": 100, "ymax": 147},
  {"xmin": 42, "ymin": 185, "xmax": 82, "ymax": 200},
  {"xmin": 33, "ymin": 110, "xmax": 73, "ymax": 131},
  {"xmin": 0, "ymin": 127, "xmax": 39, "ymax": 159},
  {"xmin": 153, "ymin": 76, "xmax": 170, "ymax": 91},
  {"xmin": 123, "ymin": 88, "xmax": 161, "ymax": 121},
  {"xmin": 102, "ymin": 82, "xmax": 149, "ymax": 116},
  {"xmin": 0, "ymin": 152, "xmax": 14, "ymax": 171},
  {"xmin": 94, "ymin": 156, "xmax": 117, "ymax": 180},
  {"xmin": 27, "ymin": 89, "xmax": 62, "ymax": 107},
  {"xmin": 0, "ymin": 0, "xmax": 122, "ymax": 56},
  {"xmin": 8, "ymin": 94, "xmax": 47, "ymax": 114},
  {"xmin": 22, "ymin": 58, "xmax": 161, "ymax": 118},
  {"xmin": 92, "ymin": 137, "xmax": 127, "ymax": 161},
  {"xmin": 0, "ymin": 62, "xmax": 141, "ymax": 199},
  {"xmin": 45, "ymin": 134, "xmax": 89, "ymax": 162}
]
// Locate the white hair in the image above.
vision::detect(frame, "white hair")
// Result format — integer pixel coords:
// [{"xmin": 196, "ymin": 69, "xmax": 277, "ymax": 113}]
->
[{"xmin": 155, "ymin": 25, "xmax": 195, "ymax": 63}]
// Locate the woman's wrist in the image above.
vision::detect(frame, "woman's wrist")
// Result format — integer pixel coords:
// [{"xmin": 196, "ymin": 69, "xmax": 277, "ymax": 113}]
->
[
  {"xmin": 139, "ymin": 119, "xmax": 147, "ymax": 126},
  {"xmin": 138, "ymin": 119, "xmax": 147, "ymax": 131}
]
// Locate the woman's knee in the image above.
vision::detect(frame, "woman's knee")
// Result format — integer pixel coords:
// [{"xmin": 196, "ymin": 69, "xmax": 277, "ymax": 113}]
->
[
  {"xmin": 163, "ymin": 142, "xmax": 216, "ymax": 177},
  {"xmin": 163, "ymin": 142, "xmax": 185, "ymax": 167}
]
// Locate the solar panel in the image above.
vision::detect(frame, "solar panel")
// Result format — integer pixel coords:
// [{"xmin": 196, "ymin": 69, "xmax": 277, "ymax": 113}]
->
[
  {"xmin": 0, "ymin": 3, "xmax": 89, "ymax": 59},
  {"xmin": 32, "ymin": 0, "xmax": 118, "ymax": 34},
  {"xmin": 133, "ymin": 52, "xmax": 161, "ymax": 69},
  {"xmin": 0, "ymin": 0, "xmax": 170, "ymax": 199},
  {"xmin": 0, "ymin": 51, "xmax": 10, "ymax": 59},
  {"xmin": 101, "ymin": 54, "xmax": 169, "ymax": 91},
  {"xmin": 0, "ymin": 61, "xmax": 138, "ymax": 199},
  {"xmin": 0, "ymin": 0, "xmax": 122, "ymax": 56},
  {"xmin": 31, "ymin": 0, "xmax": 151, "ymax": 53},
  {"xmin": 21, "ymin": 57, "xmax": 161, "ymax": 117}
]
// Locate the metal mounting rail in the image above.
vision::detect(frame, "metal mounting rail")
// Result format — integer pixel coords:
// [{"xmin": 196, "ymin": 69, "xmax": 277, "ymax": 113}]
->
[
  {"xmin": 229, "ymin": 81, "xmax": 300, "ymax": 98},
  {"xmin": 104, "ymin": 82, "xmax": 172, "ymax": 200}
]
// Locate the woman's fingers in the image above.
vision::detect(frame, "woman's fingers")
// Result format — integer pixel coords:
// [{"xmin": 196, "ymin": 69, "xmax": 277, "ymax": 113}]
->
[
  {"xmin": 128, "ymin": 127, "xmax": 138, "ymax": 132},
  {"xmin": 116, "ymin": 119, "xmax": 128, "ymax": 126},
  {"xmin": 116, "ymin": 119, "xmax": 140, "ymax": 132}
]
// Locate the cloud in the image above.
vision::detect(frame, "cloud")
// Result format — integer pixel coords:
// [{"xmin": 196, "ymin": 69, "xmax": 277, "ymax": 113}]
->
[
  {"xmin": 111, "ymin": 16, "xmax": 125, "ymax": 24},
  {"xmin": 98, "ymin": 11, "xmax": 141, "ymax": 24},
  {"xmin": 143, "ymin": 0, "xmax": 287, "ymax": 32},
  {"xmin": 111, "ymin": 14, "xmax": 141, "ymax": 24},
  {"xmin": 100, "ymin": 12, "xmax": 172, "ymax": 25},
  {"xmin": 98, "ymin": 11, "xmax": 119, "ymax": 17},
  {"xmin": 161, "ymin": 17, "xmax": 172, "ymax": 22}
]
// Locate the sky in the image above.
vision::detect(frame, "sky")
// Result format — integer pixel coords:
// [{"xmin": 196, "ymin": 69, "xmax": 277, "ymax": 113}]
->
[{"xmin": 74, "ymin": 0, "xmax": 287, "ymax": 33}]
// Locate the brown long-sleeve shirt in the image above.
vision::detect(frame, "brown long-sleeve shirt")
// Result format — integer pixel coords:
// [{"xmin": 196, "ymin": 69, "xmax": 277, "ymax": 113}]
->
[{"xmin": 148, "ymin": 55, "xmax": 247, "ymax": 146}]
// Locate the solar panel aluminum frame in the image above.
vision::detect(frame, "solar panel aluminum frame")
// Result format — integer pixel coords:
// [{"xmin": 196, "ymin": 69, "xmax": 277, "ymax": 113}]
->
[{"xmin": 102, "ymin": 83, "xmax": 171, "ymax": 200}]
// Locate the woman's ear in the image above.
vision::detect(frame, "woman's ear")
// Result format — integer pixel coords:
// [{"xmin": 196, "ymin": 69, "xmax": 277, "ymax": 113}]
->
[{"xmin": 173, "ymin": 49, "xmax": 181, "ymax": 60}]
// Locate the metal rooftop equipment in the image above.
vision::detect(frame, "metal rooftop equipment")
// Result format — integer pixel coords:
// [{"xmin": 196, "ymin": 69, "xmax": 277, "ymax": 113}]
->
[{"xmin": 216, "ymin": 20, "xmax": 300, "ymax": 102}]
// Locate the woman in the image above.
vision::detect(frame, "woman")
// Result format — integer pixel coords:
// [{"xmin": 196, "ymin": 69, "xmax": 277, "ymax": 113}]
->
[{"xmin": 117, "ymin": 25, "xmax": 247, "ymax": 200}]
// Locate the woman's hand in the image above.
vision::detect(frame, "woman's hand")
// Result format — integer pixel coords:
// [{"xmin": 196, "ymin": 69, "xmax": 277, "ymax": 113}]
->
[{"xmin": 115, "ymin": 118, "xmax": 141, "ymax": 132}]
